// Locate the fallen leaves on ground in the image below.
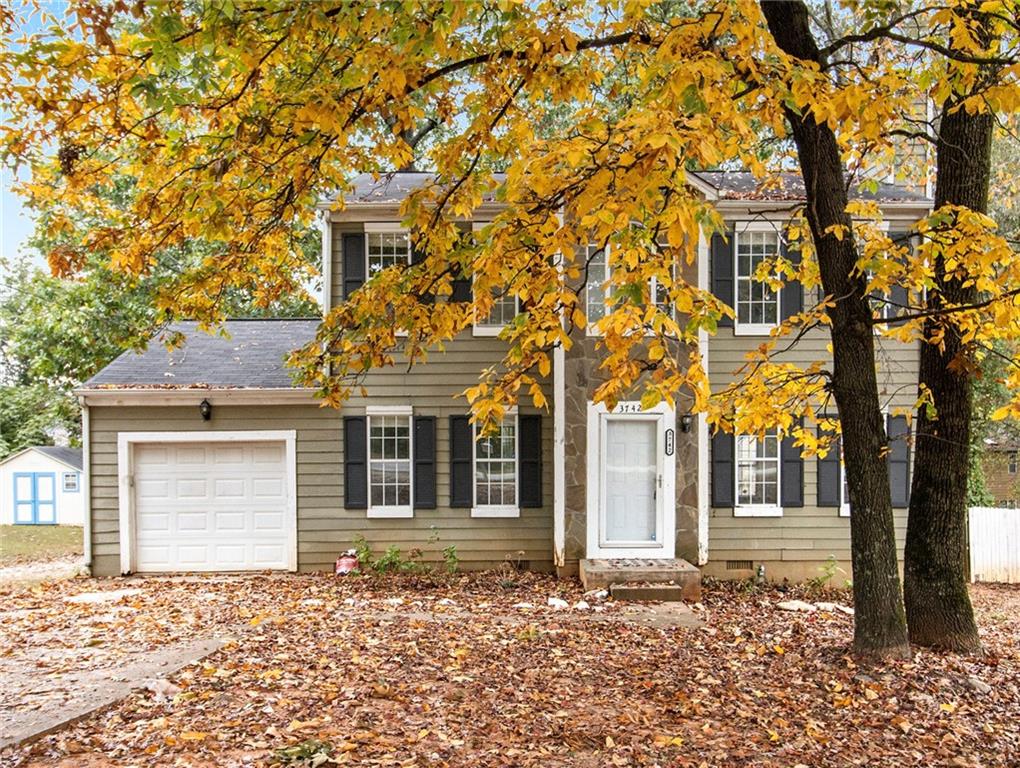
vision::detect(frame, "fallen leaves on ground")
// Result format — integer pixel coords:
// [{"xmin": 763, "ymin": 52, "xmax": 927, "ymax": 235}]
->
[{"xmin": 1, "ymin": 572, "xmax": 1017, "ymax": 767}]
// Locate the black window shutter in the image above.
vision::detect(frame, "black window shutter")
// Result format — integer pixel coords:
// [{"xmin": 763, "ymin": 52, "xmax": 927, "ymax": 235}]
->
[
  {"xmin": 343, "ymin": 416, "xmax": 367, "ymax": 509},
  {"xmin": 449, "ymin": 222, "xmax": 472, "ymax": 302},
  {"xmin": 711, "ymin": 431, "xmax": 735, "ymax": 508},
  {"xmin": 780, "ymin": 424, "xmax": 804, "ymax": 508},
  {"xmin": 450, "ymin": 272, "xmax": 472, "ymax": 303},
  {"xmin": 887, "ymin": 414, "xmax": 911, "ymax": 508},
  {"xmin": 413, "ymin": 416, "xmax": 436, "ymax": 509},
  {"xmin": 817, "ymin": 435, "xmax": 842, "ymax": 508},
  {"xmin": 519, "ymin": 414, "xmax": 543, "ymax": 508},
  {"xmin": 780, "ymin": 234, "xmax": 804, "ymax": 320},
  {"xmin": 887, "ymin": 231, "xmax": 910, "ymax": 322},
  {"xmin": 711, "ymin": 232, "xmax": 734, "ymax": 328},
  {"xmin": 342, "ymin": 232, "xmax": 366, "ymax": 300},
  {"xmin": 449, "ymin": 415, "xmax": 473, "ymax": 508}
]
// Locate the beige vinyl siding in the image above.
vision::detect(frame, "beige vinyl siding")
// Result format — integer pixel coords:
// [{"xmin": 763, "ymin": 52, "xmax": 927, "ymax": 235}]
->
[
  {"xmin": 89, "ymin": 398, "xmax": 552, "ymax": 577},
  {"xmin": 706, "ymin": 286, "xmax": 919, "ymax": 567}
]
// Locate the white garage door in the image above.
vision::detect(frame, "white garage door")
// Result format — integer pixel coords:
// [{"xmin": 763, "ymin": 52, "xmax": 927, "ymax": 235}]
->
[{"xmin": 133, "ymin": 441, "xmax": 292, "ymax": 572}]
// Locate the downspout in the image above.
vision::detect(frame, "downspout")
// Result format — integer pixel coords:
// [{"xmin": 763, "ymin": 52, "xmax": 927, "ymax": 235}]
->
[
  {"xmin": 553, "ymin": 214, "xmax": 566, "ymax": 569},
  {"xmin": 320, "ymin": 210, "xmax": 332, "ymax": 314},
  {"xmin": 553, "ymin": 339, "xmax": 566, "ymax": 568},
  {"xmin": 80, "ymin": 396, "xmax": 93, "ymax": 571},
  {"xmin": 697, "ymin": 230, "xmax": 710, "ymax": 566}
]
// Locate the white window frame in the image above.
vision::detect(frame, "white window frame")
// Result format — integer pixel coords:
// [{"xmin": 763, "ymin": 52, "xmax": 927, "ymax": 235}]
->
[
  {"xmin": 366, "ymin": 405, "xmax": 414, "ymax": 519},
  {"xmin": 364, "ymin": 222, "xmax": 411, "ymax": 277},
  {"xmin": 838, "ymin": 452, "xmax": 851, "ymax": 517},
  {"xmin": 733, "ymin": 431, "xmax": 783, "ymax": 517},
  {"xmin": 470, "ymin": 222, "xmax": 521, "ymax": 336},
  {"xmin": 733, "ymin": 223, "xmax": 783, "ymax": 336},
  {"xmin": 584, "ymin": 242, "xmax": 675, "ymax": 337},
  {"xmin": 471, "ymin": 410, "xmax": 520, "ymax": 518},
  {"xmin": 62, "ymin": 471, "xmax": 80, "ymax": 493}
]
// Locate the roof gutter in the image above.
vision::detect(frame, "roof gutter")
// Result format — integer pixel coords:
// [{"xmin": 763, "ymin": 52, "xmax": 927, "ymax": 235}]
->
[{"xmin": 75, "ymin": 388, "xmax": 321, "ymax": 407}]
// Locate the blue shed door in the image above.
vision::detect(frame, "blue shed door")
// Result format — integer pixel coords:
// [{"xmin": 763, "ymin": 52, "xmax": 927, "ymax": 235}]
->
[{"xmin": 13, "ymin": 472, "xmax": 57, "ymax": 525}]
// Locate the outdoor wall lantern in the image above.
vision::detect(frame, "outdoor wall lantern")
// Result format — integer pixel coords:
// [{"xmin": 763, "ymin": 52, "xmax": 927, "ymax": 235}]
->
[
  {"xmin": 679, "ymin": 413, "xmax": 694, "ymax": 434},
  {"xmin": 199, "ymin": 399, "xmax": 213, "ymax": 421}
]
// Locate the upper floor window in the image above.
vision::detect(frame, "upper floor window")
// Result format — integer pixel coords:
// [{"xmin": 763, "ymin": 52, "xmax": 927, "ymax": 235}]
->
[
  {"xmin": 584, "ymin": 243, "xmax": 674, "ymax": 333},
  {"xmin": 473, "ymin": 417, "xmax": 518, "ymax": 517},
  {"xmin": 368, "ymin": 410, "xmax": 412, "ymax": 518},
  {"xmin": 366, "ymin": 229, "xmax": 410, "ymax": 277},
  {"xmin": 475, "ymin": 290, "xmax": 519, "ymax": 335},
  {"xmin": 585, "ymin": 244, "xmax": 610, "ymax": 324},
  {"xmin": 1010, "ymin": 452, "xmax": 1018, "ymax": 474},
  {"xmin": 734, "ymin": 431, "xmax": 781, "ymax": 516},
  {"xmin": 735, "ymin": 229, "xmax": 780, "ymax": 333}
]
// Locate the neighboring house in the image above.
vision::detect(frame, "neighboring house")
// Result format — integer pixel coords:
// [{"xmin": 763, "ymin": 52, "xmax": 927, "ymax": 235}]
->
[
  {"xmin": 77, "ymin": 171, "xmax": 930, "ymax": 581},
  {"xmin": 982, "ymin": 438, "xmax": 1020, "ymax": 508},
  {"xmin": 0, "ymin": 446, "xmax": 85, "ymax": 526}
]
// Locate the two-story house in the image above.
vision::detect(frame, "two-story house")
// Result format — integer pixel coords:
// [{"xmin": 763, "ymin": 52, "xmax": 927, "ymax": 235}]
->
[{"xmin": 77, "ymin": 171, "xmax": 930, "ymax": 583}]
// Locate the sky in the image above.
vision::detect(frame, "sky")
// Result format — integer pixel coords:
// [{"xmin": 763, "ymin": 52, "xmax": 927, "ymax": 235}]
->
[{"xmin": 2, "ymin": 2, "xmax": 66, "ymax": 269}]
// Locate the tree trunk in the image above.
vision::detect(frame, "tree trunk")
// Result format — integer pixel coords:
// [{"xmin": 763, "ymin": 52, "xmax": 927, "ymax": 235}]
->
[
  {"xmin": 903, "ymin": 96, "xmax": 990, "ymax": 651},
  {"xmin": 761, "ymin": 1, "xmax": 911, "ymax": 658}
]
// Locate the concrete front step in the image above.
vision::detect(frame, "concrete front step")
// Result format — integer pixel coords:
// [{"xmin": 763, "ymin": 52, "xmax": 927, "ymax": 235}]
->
[
  {"xmin": 580, "ymin": 557, "xmax": 701, "ymax": 601},
  {"xmin": 609, "ymin": 583, "xmax": 691, "ymax": 602}
]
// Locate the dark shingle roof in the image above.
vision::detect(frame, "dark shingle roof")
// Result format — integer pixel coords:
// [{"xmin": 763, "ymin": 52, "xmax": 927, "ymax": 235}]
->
[
  {"xmin": 692, "ymin": 171, "xmax": 930, "ymax": 202},
  {"xmin": 341, "ymin": 170, "xmax": 929, "ymax": 205},
  {"xmin": 346, "ymin": 172, "xmax": 505, "ymax": 204},
  {"xmin": 82, "ymin": 319, "xmax": 319, "ymax": 390},
  {"xmin": 34, "ymin": 446, "xmax": 83, "ymax": 470}
]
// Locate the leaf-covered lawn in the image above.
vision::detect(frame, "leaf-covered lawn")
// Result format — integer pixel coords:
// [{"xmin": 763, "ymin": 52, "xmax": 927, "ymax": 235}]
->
[
  {"xmin": 0, "ymin": 525, "xmax": 82, "ymax": 565},
  {"xmin": 1, "ymin": 572, "xmax": 1017, "ymax": 768}
]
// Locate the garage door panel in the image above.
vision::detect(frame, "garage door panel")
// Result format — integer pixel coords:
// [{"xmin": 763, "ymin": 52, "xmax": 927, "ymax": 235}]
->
[
  {"xmin": 177, "ymin": 478, "xmax": 209, "ymax": 498},
  {"xmin": 137, "ymin": 512, "xmax": 171, "ymax": 533},
  {"xmin": 253, "ymin": 477, "xmax": 285, "ymax": 498},
  {"xmin": 254, "ymin": 511, "xmax": 284, "ymax": 531},
  {"xmin": 133, "ymin": 440, "xmax": 291, "ymax": 572},
  {"xmin": 254, "ymin": 544, "xmax": 287, "ymax": 567},
  {"xmin": 253, "ymin": 445, "xmax": 285, "ymax": 464},
  {"xmin": 137, "ymin": 479, "xmax": 170, "ymax": 499},
  {"xmin": 137, "ymin": 544, "xmax": 172, "ymax": 568},
  {"xmin": 175, "ymin": 446, "xmax": 208, "ymax": 464},
  {"xmin": 213, "ymin": 445, "xmax": 246, "ymax": 464},
  {"xmin": 176, "ymin": 511, "xmax": 211, "ymax": 532},
  {"xmin": 215, "ymin": 511, "xmax": 247, "ymax": 531},
  {"xmin": 214, "ymin": 478, "xmax": 246, "ymax": 498}
]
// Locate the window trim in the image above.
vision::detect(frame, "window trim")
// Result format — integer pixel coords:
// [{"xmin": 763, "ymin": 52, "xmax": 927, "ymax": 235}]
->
[
  {"xmin": 364, "ymin": 226, "xmax": 411, "ymax": 279},
  {"xmin": 584, "ymin": 241, "xmax": 675, "ymax": 338},
  {"xmin": 838, "ymin": 451, "xmax": 851, "ymax": 517},
  {"xmin": 471, "ymin": 411, "xmax": 520, "ymax": 518},
  {"xmin": 733, "ymin": 223, "xmax": 783, "ymax": 337},
  {"xmin": 470, "ymin": 222, "xmax": 520, "ymax": 336},
  {"xmin": 365, "ymin": 407, "xmax": 414, "ymax": 519},
  {"xmin": 62, "ymin": 471, "xmax": 80, "ymax": 493},
  {"xmin": 1008, "ymin": 451, "xmax": 1017, "ymax": 475},
  {"xmin": 733, "ymin": 431, "xmax": 783, "ymax": 517}
]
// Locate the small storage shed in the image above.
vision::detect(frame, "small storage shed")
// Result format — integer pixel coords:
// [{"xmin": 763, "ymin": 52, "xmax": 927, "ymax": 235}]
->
[{"xmin": 0, "ymin": 446, "xmax": 85, "ymax": 526}]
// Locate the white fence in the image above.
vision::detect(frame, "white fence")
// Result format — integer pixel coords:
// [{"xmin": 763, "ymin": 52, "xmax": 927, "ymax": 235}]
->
[{"xmin": 970, "ymin": 506, "xmax": 1020, "ymax": 584}]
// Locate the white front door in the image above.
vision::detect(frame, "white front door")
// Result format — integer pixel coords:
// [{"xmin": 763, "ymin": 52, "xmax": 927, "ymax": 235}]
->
[{"xmin": 587, "ymin": 402, "xmax": 676, "ymax": 559}]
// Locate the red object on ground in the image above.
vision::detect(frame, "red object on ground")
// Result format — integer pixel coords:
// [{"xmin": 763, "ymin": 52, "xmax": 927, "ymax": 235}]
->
[{"xmin": 335, "ymin": 550, "xmax": 359, "ymax": 575}]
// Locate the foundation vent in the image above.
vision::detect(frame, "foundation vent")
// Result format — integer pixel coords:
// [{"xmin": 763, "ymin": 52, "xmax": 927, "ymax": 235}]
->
[{"xmin": 726, "ymin": 560, "xmax": 753, "ymax": 571}]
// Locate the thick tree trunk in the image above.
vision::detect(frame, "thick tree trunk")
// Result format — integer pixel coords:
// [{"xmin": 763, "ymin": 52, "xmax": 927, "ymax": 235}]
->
[
  {"xmin": 762, "ymin": 1, "xmax": 910, "ymax": 658},
  {"xmin": 903, "ymin": 99, "xmax": 990, "ymax": 651}
]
